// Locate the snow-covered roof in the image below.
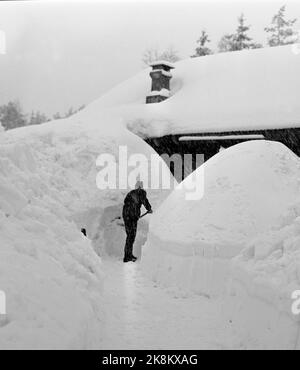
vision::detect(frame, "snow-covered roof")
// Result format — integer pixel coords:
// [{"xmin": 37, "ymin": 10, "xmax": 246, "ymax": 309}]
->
[{"xmin": 86, "ymin": 44, "xmax": 300, "ymax": 138}]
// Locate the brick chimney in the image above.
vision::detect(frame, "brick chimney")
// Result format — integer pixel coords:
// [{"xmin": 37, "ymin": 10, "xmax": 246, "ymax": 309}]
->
[{"xmin": 146, "ymin": 60, "xmax": 174, "ymax": 104}]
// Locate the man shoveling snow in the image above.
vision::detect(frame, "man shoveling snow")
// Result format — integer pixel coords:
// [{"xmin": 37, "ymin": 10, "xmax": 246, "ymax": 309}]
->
[{"xmin": 122, "ymin": 181, "xmax": 152, "ymax": 263}]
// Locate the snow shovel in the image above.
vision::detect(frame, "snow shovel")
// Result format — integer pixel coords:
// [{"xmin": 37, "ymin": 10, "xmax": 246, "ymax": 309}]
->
[
  {"xmin": 139, "ymin": 211, "xmax": 151, "ymax": 219},
  {"xmin": 113, "ymin": 211, "xmax": 151, "ymax": 226}
]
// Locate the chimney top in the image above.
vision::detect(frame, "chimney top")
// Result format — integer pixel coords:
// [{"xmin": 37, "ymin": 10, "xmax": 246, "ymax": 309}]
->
[
  {"xmin": 149, "ymin": 60, "xmax": 175, "ymax": 71},
  {"xmin": 146, "ymin": 60, "xmax": 174, "ymax": 104}
]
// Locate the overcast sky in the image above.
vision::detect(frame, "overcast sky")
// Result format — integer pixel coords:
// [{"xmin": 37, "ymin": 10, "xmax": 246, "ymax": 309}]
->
[{"xmin": 0, "ymin": 0, "xmax": 300, "ymax": 117}]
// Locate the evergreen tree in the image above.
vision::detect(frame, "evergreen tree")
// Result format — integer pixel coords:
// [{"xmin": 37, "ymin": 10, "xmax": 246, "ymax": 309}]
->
[
  {"xmin": 218, "ymin": 34, "xmax": 236, "ymax": 53},
  {"xmin": 53, "ymin": 104, "xmax": 84, "ymax": 120},
  {"xmin": 218, "ymin": 14, "xmax": 262, "ymax": 52},
  {"xmin": 0, "ymin": 101, "xmax": 27, "ymax": 130},
  {"xmin": 191, "ymin": 30, "xmax": 212, "ymax": 57},
  {"xmin": 265, "ymin": 5, "xmax": 297, "ymax": 46},
  {"xmin": 77, "ymin": 104, "xmax": 85, "ymax": 112},
  {"xmin": 29, "ymin": 111, "xmax": 48, "ymax": 125},
  {"xmin": 64, "ymin": 107, "xmax": 74, "ymax": 118},
  {"xmin": 53, "ymin": 112, "xmax": 62, "ymax": 120},
  {"xmin": 235, "ymin": 14, "xmax": 260, "ymax": 50},
  {"xmin": 29, "ymin": 111, "xmax": 35, "ymax": 125}
]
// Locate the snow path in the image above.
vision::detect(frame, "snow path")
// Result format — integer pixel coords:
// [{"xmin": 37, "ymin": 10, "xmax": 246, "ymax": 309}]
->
[{"xmin": 99, "ymin": 259, "xmax": 236, "ymax": 349}]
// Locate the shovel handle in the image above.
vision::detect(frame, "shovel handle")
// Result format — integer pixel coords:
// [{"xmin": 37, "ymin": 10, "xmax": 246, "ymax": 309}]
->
[{"xmin": 140, "ymin": 211, "xmax": 151, "ymax": 219}]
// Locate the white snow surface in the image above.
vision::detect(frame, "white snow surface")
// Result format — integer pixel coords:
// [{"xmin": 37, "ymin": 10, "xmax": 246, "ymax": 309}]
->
[
  {"xmin": 105, "ymin": 45, "xmax": 300, "ymax": 138},
  {"xmin": 149, "ymin": 60, "xmax": 175, "ymax": 69},
  {"xmin": 223, "ymin": 199, "xmax": 300, "ymax": 349},
  {"xmin": 0, "ymin": 64, "xmax": 174, "ymax": 348},
  {"xmin": 148, "ymin": 140, "xmax": 300, "ymax": 253},
  {"xmin": 1, "ymin": 45, "xmax": 300, "ymax": 349},
  {"xmin": 148, "ymin": 88, "xmax": 170, "ymax": 98},
  {"xmin": 68, "ymin": 45, "xmax": 300, "ymax": 141},
  {"xmin": 0, "ymin": 141, "xmax": 105, "ymax": 349},
  {"xmin": 141, "ymin": 140, "xmax": 300, "ymax": 348},
  {"xmin": 99, "ymin": 259, "xmax": 237, "ymax": 349}
]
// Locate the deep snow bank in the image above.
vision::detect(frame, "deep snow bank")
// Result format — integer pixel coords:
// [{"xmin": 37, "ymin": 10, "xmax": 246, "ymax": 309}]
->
[
  {"xmin": 224, "ymin": 201, "xmax": 300, "ymax": 349},
  {"xmin": 0, "ymin": 142, "xmax": 104, "ymax": 349},
  {"xmin": 141, "ymin": 141, "xmax": 300, "ymax": 298},
  {"xmin": 0, "ymin": 63, "xmax": 174, "ymax": 347},
  {"xmin": 0, "ymin": 128, "xmax": 170, "ymax": 348}
]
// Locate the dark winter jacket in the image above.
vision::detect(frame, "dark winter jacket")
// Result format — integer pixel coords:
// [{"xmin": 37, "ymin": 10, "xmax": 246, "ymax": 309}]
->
[{"xmin": 122, "ymin": 189, "xmax": 152, "ymax": 221}]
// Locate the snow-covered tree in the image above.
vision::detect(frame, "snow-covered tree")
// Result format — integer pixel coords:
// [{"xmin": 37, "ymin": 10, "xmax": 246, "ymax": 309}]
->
[
  {"xmin": 0, "ymin": 100, "xmax": 27, "ymax": 130},
  {"xmin": 142, "ymin": 46, "xmax": 180, "ymax": 66},
  {"xmin": 218, "ymin": 14, "xmax": 262, "ymax": 52},
  {"xmin": 0, "ymin": 120, "xmax": 5, "ymax": 133},
  {"xmin": 64, "ymin": 107, "xmax": 74, "ymax": 118},
  {"xmin": 53, "ymin": 112, "xmax": 62, "ymax": 120},
  {"xmin": 29, "ymin": 111, "xmax": 48, "ymax": 125},
  {"xmin": 142, "ymin": 48, "xmax": 159, "ymax": 66},
  {"xmin": 265, "ymin": 5, "xmax": 298, "ymax": 46},
  {"xmin": 218, "ymin": 34, "xmax": 236, "ymax": 53},
  {"xmin": 235, "ymin": 14, "xmax": 262, "ymax": 50},
  {"xmin": 160, "ymin": 46, "xmax": 180, "ymax": 63},
  {"xmin": 53, "ymin": 105, "xmax": 85, "ymax": 120},
  {"xmin": 191, "ymin": 30, "xmax": 212, "ymax": 57}
]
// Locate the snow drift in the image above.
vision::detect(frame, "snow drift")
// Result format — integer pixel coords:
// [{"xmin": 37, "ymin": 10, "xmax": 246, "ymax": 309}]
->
[
  {"xmin": 0, "ymin": 64, "xmax": 174, "ymax": 348},
  {"xmin": 0, "ymin": 142, "xmax": 105, "ymax": 349},
  {"xmin": 0, "ymin": 127, "xmax": 171, "ymax": 348},
  {"xmin": 142, "ymin": 140, "xmax": 300, "ymax": 348},
  {"xmin": 224, "ymin": 200, "xmax": 300, "ymax": 349},
  {"xmin": 141, "ymin": 141, "xmax": 300, "ymax": 295}
]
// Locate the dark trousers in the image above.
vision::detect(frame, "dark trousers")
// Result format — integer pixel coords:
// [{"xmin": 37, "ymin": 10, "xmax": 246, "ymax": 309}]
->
[{"xmin": 123, "ymin": 217, "xmax": 138, "ymax": 259}]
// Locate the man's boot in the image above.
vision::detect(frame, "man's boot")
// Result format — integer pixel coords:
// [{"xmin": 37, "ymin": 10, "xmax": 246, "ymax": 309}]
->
[{"xmin": 123, "ymin": 255, "xmax": 131, "ymax": 262}]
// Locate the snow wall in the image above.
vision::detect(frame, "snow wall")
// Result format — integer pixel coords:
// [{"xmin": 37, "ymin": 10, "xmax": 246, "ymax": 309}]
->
[
  {"xmin": 223, "ymin": 202, "xmax": 300, "ymax": 349},
  {"xmin": 0, "ymin": 62, "xmax": 175, "ymax": 348},
  {"xmin": 0, "ymin": 141, "xmax": 105, "ymax": 349},
  {"xmin": 141, "ymin": 140, "xmax": 300, "ymax": 349}
]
